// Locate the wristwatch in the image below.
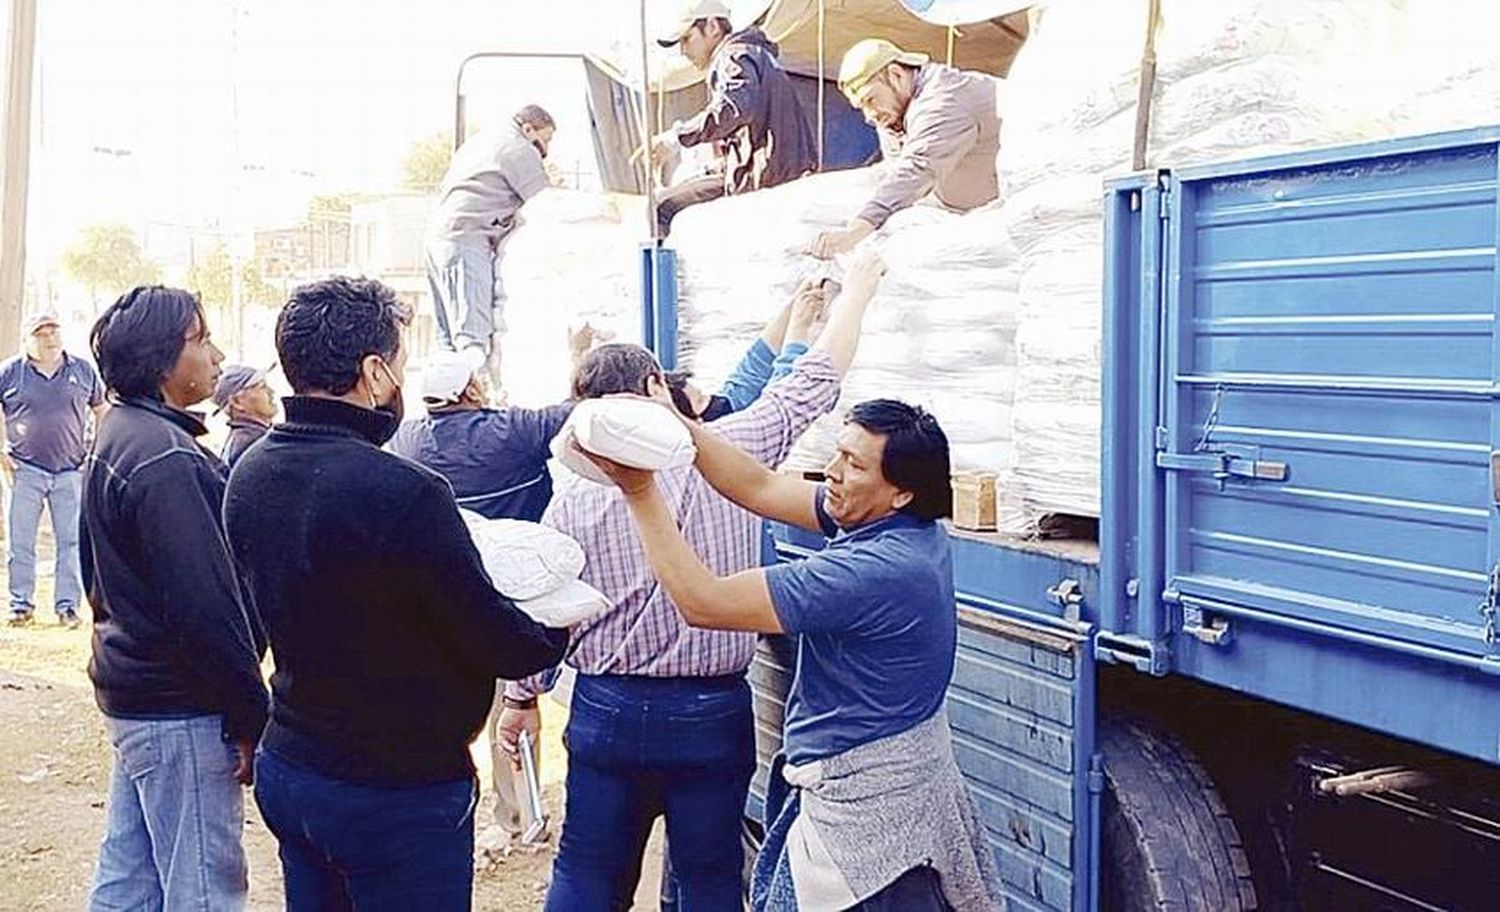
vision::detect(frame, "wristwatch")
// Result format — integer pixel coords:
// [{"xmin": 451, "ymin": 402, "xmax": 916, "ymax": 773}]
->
[{"xmin": 501, "ymin": 694, "xmax": 538, "ymax": 711}]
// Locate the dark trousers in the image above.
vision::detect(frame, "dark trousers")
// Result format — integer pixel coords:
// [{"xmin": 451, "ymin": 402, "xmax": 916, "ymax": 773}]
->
[
  {"xmin": 656, "ymin": 175, "xmax": 727, "ymax": 236},
  {"xmin": 855, "ymin": 866, "xmax": 953, "ymax": 911},
  {"xmin": 253, "ymin": 748, "xmax": 478, "ymax": 911},
  {"xmin": 544, "ymin": 673, "xmax": 755, "ymax": 912}
]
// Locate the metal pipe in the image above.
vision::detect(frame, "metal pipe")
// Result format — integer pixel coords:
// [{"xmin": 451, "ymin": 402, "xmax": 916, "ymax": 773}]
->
[
  {"xmin": 638, "ymin": 0, "xmax": 658, "ymax": 241},
  {"xmin": 1, "ymin": 0, "xmax": 38, "ymax": 356},
  {"xmin": 1131, "ymin": 0, "xmax": 1162, "ymax": 170},
  {"xmin": 1179, "ymin": 593, "xmax": 1500, "ymax": 676},
  {"xmin": 816, "ymin": 0, "xmax": 826, "ymax": 171},
  {"xmin": 451, "ymin": 51, "xmax": 586, "ymax": 152}
]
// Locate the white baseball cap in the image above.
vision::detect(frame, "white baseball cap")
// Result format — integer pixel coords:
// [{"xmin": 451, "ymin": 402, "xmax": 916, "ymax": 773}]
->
[
  {"xmin": 656, "ymin": 0, "xmax": 733, "ymax": 47},
  {"xmin": 421, "ymin": 351, "xmax": 482, "ymax": 406}
]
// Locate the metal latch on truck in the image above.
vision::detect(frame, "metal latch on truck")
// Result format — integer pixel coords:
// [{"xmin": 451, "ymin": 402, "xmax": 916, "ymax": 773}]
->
[
  {"xmin": 1155, "ymin": 445, "xmax": 1289, "ymax": 487},
  {"xmin": 1156, "ymin": 384, "xmax": 1288, "ymax": 489}
]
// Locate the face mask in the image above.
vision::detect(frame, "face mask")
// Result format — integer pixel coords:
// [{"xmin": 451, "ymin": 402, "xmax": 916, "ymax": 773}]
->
[{"xmin": 367, "ymin": 360, "xmax": 404, "ymax": 443}]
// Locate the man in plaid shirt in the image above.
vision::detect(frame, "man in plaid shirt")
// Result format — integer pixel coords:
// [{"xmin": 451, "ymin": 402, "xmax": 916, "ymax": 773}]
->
[{"xmin": 499, "ymin": 250, "xmax": 885, "ymax": 910}]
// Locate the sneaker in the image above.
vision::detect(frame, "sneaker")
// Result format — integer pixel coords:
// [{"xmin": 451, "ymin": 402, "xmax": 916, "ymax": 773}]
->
[
  {"xmin": 6, "ymin": 609, "xmax": 33, "ymax": 627},
  {"xmin": 57, "ymin": 608, "xmax": 82, "ymax": 630}
]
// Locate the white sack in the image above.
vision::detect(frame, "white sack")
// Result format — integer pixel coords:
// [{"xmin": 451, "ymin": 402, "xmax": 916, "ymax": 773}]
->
[
  {"xmin": 552, "ymin": 397, "xmax": 697, "ymax": 485},
  {"xmin": 460, "ymin": 513, "xmax": 586, "ymax": 601},
  {"xmin": 514, "ymin": 578, "xmax": 612, "ymax": 628}
]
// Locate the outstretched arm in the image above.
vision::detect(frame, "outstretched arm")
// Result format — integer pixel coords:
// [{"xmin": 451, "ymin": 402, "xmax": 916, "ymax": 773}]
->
[{"xmin": 592, "ymin": 454, "xmax": 783, "ymax": 633}]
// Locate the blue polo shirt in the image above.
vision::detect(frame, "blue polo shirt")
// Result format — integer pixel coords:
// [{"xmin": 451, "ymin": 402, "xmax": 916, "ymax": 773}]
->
[
  {"xmin": 0, "ymin": 353, "xmax": 104, "ymax": 473},
  {"xmin": 765, "ymin": 487, "xmax": 957, "ymax": 764},
  {"xmin": 388, "ymin": 403, "xmax": 572, "ymax": 522}
]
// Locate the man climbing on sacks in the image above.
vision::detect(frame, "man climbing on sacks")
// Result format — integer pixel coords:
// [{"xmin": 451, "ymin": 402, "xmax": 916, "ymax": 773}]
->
[
  {"xmin": 583, "ymin": 395, "xmax": 1005, "ymax": 911},
  {"xmin": 811, "ymin": 38, "xmax": 1001, "ymax": 259},
  {"xmin": 649, "ymin": 0, "xmax": 817, "ymax": 236},
  {"xmin": 425, "ymin": 103, "xmax": 557, "ymax": 386}
]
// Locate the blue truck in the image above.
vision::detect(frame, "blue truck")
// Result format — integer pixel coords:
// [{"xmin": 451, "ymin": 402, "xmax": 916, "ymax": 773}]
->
[{"xmin": 646, "ymin": 126, "xmax": 1500, "ymax": 910}]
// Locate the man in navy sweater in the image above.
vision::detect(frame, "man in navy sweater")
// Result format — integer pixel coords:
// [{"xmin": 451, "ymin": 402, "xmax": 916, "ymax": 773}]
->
[{"xmin": 223, "ymin": 276, "xmax": 568, "ymax": 910}]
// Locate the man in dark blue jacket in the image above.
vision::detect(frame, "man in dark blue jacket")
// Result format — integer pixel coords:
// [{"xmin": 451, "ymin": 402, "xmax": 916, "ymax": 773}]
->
[
  {"xmin": 223, "ymin": 276, "xmax": 568, "ymax": 911},
  {"xmin": 650, "ymin": 0, "xmax": 816, "ymax": 234},
  {"xmin": 83, "ymin": 286, "xmax": 269, "ymax": 910}
]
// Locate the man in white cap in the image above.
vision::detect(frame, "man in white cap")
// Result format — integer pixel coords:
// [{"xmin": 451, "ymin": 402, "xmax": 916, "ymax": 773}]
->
[
  {"xmin": 212, "ymin": 364, "xmax": 278, "ymax": 469},
  {"xmin": 811, "ymin": 38, "xmax": 1001, "ymax": 259},
  {"xmin": 649, "ymin": 0, "xmax": 816, "ymax": 235},
  {"xmin": 0, "ymin": 311, "xmax": 106, "ymax": 628},
  {"xmin": 389, "ymin": 329, "xmax": 589, "ymax": 852}
]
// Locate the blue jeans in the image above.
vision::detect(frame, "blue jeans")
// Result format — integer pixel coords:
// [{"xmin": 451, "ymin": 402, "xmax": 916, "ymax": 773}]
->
[
  {"xmin": 7, "ymin": 462, "xmax": 82, "ymax": 615},
  {"xmin": 425, "ymin": 237, "xmax": 502, "ymax": 353},
  {"xmin": 544, "ymin": 673, "xmax": 756, "ymax": 912},
  {"xmin": 254, "ymin": 748, "xmax": 478, "ymax": 911},
  {"xmin": 89, "ymin": 715, "xmax": 248, "ymax": 911}
]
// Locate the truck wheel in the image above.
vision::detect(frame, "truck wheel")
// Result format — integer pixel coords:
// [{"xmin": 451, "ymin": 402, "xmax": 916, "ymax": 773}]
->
[{"xmin": 1101, "ymin": 718, "xmax": 1259, "ymax": 910}]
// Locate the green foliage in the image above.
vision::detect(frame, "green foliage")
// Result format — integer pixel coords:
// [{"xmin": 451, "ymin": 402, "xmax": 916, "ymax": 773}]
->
[
  {"xmin": 60, "ymin": 222, "xmax": 161, "ymax": 302},
  {"xmin": 401, "ymin": 132, "xmax": 453, "ymax": 193},
  {"xmin": 185, "ymin": 243, "xmax": 234, "ymax": 311},
  {"xmin": 239, "ymin": 261, "xmax": 281, "ymax": 310}
]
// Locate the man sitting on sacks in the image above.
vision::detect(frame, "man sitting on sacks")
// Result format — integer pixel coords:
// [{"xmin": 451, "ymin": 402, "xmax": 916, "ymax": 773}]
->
[
  {"xmin": 497, "ymin": 250, "xmax": 886, "ymax": 911},
  {"xmin": 811, "ymin": 38, "xmax": 1002, "ymax": 260},
  {"xmin": 648, "ymin": 0, "xmax": 817, "ymax": 236},
  {"xmin": 580, "ymin": 396, "xmax": 1005, "ymax": 912}
]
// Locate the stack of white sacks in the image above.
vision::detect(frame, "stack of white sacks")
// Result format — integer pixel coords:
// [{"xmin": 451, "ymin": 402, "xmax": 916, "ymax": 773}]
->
[
  {"xmin": 998, "ymin": 0, "xmax": 1500, "ymax": 529},
  {"xmin": 672, "ymin": 170, "xmax": 1021, "ymax": 475},
  {"xmin": 491, "ymin": 0, "xmax": 1500, "ymax": 532},
  {"xmin": 1001, "ymin": 0, "xmax": 1399, "ymax": 525},
  {"xmin": 495, "ymin": 194, "xmax": 647, "ymax": 407}
]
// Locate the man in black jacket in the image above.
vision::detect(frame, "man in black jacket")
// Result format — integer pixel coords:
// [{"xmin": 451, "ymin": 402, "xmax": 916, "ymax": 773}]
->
[
  {"xmin": 83, "ymin": 286, "xmax": 269, "ymax": 910},
  {"xmin": 223, "ymin": 276, "xmax": 568, "ymax": 911},
  {"xmin": 650, "ymin": 0, "xmax": 816, "ymax": 235}
]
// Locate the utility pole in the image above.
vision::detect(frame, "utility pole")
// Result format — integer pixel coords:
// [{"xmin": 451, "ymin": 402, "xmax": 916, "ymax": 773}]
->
[{"xmin": 1, "ymin": 0, "xmax": 38, "ymax": 356}]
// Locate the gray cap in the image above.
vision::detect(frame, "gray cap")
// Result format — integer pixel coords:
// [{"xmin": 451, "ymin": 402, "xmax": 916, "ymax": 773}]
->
[
  {"xmin": 212, "ymin": 364, "xmax": 269, "ymax": 412},
  {"xmin": 22, "ymin": 311, "xmax": 60, "ymax": 336}
]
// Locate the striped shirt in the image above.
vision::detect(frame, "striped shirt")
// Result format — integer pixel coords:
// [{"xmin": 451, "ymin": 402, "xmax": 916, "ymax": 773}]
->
[{"xmin": 508, "ymin": 351, "xmax": 841, "ymax": 697}]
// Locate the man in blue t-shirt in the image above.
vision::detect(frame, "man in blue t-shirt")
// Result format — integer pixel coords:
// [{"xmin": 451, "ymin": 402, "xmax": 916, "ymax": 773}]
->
[
  {"xmin": 588, "ymin": 396, "xmax": 1003, "ymax": 910},
  {"xmin": 0, "ymin": 311, "xmax": 107, "ymax": 628}
]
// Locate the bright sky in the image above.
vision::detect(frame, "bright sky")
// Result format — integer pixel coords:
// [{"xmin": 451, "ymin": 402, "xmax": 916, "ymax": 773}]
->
[{"xmin": 27, "ymin": 0, "xmax": 641, "ymax": 268}]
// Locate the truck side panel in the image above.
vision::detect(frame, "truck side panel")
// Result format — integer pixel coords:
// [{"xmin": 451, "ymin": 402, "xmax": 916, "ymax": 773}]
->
[{"xmin": 1111, "ymin": 129, "xmax": 1500, "ymax": 762}]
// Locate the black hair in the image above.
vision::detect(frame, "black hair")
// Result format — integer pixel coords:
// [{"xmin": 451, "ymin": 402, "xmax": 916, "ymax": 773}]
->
[
  {"xmin": 572, "ymin": 343, "xmax": 662, "ymax": 400},
  {"xmin": 275, "ymin": 276, "xmax": 410, "ymax": 396},
  {"xmin": 663, "ymin": 369, "xmax": 702, "ymax": 419},
  {"xmin": 846, "ymin": 399, "xmax": 952, "ymax": 521},
  {"xmin": 90, "ymin": 286, "xmax": 205, "ymax": 401},
  {"xmin": 698, "ymin": 16, "xmax": 732, "ymax": 37},
  {"xmin": 513, "ymin": 104, "xmax": 555, "ymax": 131}
]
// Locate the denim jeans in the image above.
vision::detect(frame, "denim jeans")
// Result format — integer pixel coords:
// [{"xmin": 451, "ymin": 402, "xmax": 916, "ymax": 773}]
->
[
  {"xmin": 89, "ymin": 714, "xmax": 248, "ymax": 912},
  {"xmin": 7, "ymin": 462, "xmax": 82, "ymax": 615},
  {"xmin": 544, "ymin": 673, "xmax": 756, "ymax": 912},
  {"xmin": 425, "ymin": 238, "xmax": 502, "ymax": 354},
  {"xmin": 254, "ymin": 748, "xmax": 478, "ymax": 911}
]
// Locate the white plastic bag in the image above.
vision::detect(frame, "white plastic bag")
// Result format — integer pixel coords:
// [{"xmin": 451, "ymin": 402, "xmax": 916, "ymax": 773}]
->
[
  {"xmin": 459, "ymin": 512, "xmax": 586, "ymax": 600},
  {"xmin": 514, "ymin": 578, "xmax": 612, "ymax": 628},
  {"xmin": 551, "ymin": 397, "xmax": 697, "ymax": 485}
]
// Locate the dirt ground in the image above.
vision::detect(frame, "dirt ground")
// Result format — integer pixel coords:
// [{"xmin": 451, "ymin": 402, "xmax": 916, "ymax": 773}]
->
[{"xmin": 0, "ymin": 539, "xmax": 665, "ymax": 910}]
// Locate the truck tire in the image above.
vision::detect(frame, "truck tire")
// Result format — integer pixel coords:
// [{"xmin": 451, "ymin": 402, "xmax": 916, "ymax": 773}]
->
[{"xmin": 1101, "ymin": 717, "xmax": 1259, "ymax": 911}]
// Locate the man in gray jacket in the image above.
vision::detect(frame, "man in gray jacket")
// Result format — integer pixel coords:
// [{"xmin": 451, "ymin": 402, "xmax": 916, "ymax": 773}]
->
[
  {"xmin": 811, "ymin": 38, "xmax": 1001, "ymax": 259},
  {"xmin": 425, "ymin": 104, "xmax": 555, "ymax": 384}
]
